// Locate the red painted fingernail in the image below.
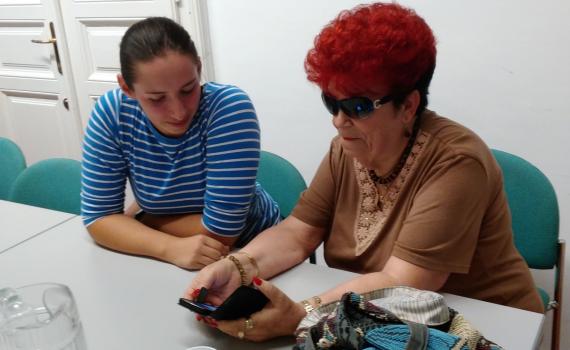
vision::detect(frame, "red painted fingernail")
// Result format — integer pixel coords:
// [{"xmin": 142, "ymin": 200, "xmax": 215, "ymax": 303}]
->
[
  {"xmin": 191, "ymin": 289, "xmax": 200, "ymax": 298},
  {"xmin": 195, "ymin": 314, "xmax": 202, "ymax": 321},
  {"xmin": 202, "ymin": 317, "xmax": 217, "ymax": 327},
  {"xmin": 253, "ymin": 277, "xmax": 262, "ymax": 286}
]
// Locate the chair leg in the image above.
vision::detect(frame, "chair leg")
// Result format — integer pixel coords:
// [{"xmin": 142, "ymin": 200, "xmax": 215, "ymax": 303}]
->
[
  {"xmin": 551, "ymin": 240, "xmax": 565, "ymax": 350},
  {"xmin": 551, "ymin": 306, "xmax": 560, "ymax": 350}
]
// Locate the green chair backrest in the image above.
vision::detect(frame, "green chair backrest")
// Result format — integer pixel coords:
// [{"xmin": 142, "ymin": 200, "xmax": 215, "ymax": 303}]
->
[
  {"xmin": 257, "ymin": 151, "xmax": 307, "ymax": 218},
  {"xmin": 0, "ymin": 137, "xmax": 26, "ymax": 200},
  {"xmin": 9, "ymin": 158, "xmax": 82, "ymax": 215},
  {"xmin": 492, "ymin": 149, "xmax": 559, "ymax": 269}
]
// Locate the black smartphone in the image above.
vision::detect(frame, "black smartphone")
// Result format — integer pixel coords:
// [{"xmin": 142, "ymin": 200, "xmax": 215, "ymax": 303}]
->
[
  {"xmin": 178, "ymin": 298, "xmax": 218, "ymax": 316},
  {"xmin": 178, "ymin": 285, "xmax": 269, "ymax": 320}
]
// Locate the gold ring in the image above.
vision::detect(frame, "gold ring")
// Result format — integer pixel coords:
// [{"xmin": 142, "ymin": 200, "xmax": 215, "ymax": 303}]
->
[
  {"xmin": 237, "ymin": 331, "xmax": 245, "ymax": 339},
  {"xmin": 245, "ymin": 317, "xmax": 254, "ymax": 330}
]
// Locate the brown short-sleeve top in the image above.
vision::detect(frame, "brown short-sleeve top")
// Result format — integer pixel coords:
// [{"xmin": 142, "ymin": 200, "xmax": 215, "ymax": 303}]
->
[{"xmin": 292, "ymin": 111, "xmax": 543, "ymax": 313}]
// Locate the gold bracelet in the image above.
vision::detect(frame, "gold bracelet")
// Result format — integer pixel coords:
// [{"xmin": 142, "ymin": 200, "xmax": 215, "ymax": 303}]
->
[
  {"xmin": 227, "ymin": 255, "xmax": 247, "ymax": 286},
  {"xmin": 300, "ymin": 299, "xmax": 314, "ymax": 314},
  {"xmin": 236, "ymin": 251, "xmax": 259, "ymax": 278},
  {"xmin": 312, "ymin": 295, "xmax": 322, "ymax": 307},
  {"xmin": 300, "ymin": 296, "xmax": 322, "ymax": 314}
]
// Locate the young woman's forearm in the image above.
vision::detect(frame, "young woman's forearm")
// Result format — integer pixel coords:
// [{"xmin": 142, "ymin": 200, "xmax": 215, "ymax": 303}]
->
[
  {"xmin": 87, "ymin": 214, "xmax": 175, "ymax": 260},
  {"xmin": 138, "ymin": 212, "xmax": 206, "ymax": 236},
  {"xmin": 136, "ymin": 212, "xmax": 237, "ymax": 247}
]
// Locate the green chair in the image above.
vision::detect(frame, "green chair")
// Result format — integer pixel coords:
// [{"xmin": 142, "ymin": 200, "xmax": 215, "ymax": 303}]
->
[
  {"xmin": 0, "ymin": 137, "xmax": 26, "ymax": 200},
  {"xmin": 492, "ymin": 149, "xmax": 565, "ymax": 350},
  {"xmin": 257, "ymin": 150, "xmax": 315, "ymax": 263},
  {"xmin": 9, "ymin": 158, "xmax": 82, "ymax": 215}
]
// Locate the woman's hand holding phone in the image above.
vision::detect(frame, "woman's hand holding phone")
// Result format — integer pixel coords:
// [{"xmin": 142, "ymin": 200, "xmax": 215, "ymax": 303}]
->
[
  {"xmin": 179, "ymin": 285, "xmax": 268, "ymax": 320},
  {"xmin": 185, "ymin": 257, "xmax": 243, "ymax": 305},
  {"xmin": 215, "ymin": 278, "xmax": 307, "ymax": 342}
]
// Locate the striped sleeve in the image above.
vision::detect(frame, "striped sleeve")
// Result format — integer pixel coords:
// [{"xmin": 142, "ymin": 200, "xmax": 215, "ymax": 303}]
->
[
  {"xmin": 81, "ymin": 89, "xmax": 128, "ymax": 226},
  {"xmin": 202, "ymin": 86, "xmax": 261, "ymax": 236}
]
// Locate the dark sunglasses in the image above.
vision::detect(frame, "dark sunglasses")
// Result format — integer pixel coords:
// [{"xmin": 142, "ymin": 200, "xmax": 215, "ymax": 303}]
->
[{"xmin": 321, "ymin": 92, "xmax": 393, "ymax": 119}]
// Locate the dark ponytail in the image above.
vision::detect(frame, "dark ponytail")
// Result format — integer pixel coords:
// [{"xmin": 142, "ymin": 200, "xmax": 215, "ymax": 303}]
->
[{"xmin": 119, "ymin": 17, "xmax": 199, "ymax": 88}]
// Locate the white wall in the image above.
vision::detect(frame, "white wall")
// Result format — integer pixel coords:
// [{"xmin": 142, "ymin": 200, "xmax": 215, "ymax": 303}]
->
[{"xmin": 206, "ymin": 0, "xmax": 570, "ymax": 348}]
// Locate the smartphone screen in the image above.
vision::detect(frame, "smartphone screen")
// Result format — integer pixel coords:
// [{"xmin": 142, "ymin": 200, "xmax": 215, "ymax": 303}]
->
[{"xmin": 178, "ymin": 298, "xmax": 217, "ymax": 316}]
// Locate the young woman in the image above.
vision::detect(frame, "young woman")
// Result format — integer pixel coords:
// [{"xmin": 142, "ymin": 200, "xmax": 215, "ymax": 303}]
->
[{"xmin": 81, "ymin": 17, "xmax": 280, "ymax": 270}]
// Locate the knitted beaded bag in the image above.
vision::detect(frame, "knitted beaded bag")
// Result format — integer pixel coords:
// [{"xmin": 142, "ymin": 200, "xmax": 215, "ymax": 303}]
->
[{"xmin": 294, "ymin": 287, "xmax": 504, "ymax": 350}]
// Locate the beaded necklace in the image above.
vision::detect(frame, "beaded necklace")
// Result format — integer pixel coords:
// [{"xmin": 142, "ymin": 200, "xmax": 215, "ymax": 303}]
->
[{"xmin": 368, "ymin": 117, "xmax": 421, "ymax": 185}]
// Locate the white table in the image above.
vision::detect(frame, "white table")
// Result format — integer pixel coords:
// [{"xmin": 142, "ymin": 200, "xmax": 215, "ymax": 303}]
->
[
  {"xmin": 0, "ymin": 216, "xmax": 544, "ymax": 349},
  {"xmin": 0, "ymin": 199, "xmax": 75, "ymax": 254}
]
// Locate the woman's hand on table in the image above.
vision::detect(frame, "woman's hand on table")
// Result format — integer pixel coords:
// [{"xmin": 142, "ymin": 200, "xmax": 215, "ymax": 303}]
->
[{"xmin": 164, "ymin": 234, "xmax": 229, "ymax": 270}]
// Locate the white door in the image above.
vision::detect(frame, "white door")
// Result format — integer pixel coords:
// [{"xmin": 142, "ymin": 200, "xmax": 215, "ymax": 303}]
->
[
  {"xmin": 0, "ymin": 0, "xmax": 83, "ymax": 164},
  {"xmin": 58, "ymin": 0, "xmax": 182, "ymax": 129}
]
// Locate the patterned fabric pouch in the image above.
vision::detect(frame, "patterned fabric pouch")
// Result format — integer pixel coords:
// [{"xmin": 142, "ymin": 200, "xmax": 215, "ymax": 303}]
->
[{"xmin": 293, "ymin": 287, "xmax": 504, "ymax": 350}]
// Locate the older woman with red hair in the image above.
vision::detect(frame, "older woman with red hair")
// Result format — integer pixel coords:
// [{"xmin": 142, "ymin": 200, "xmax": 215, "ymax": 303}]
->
[{"xmin": 186, "ymin": 2, "xmax": 543, "ymax": 342}]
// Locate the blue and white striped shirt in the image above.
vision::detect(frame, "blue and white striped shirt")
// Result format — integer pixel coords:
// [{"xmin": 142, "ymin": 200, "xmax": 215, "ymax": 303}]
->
[{"xmin": 81, "ymin": 82, "xmax": 280, "ymax": 246}]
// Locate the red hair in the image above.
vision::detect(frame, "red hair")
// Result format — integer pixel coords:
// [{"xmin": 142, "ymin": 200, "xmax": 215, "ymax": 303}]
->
[{"xmin": 305, "ymin": 3, "xmax": 436, "ymax": 99}]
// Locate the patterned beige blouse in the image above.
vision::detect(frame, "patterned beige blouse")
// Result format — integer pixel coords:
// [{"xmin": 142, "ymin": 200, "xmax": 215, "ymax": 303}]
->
[{"xmin": 291, "ymin": 110, "xmax": 543, "ymax": 313}]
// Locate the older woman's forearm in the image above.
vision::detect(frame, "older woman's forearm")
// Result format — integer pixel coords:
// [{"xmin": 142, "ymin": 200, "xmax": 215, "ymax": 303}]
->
[
  {"xmin": 240, "ymin": 216, "xmax": 325, "ymax": 280},
  {"xmin": 316, "ymin": 271, "xmax": 398, "ymax": 306},
  {"xmin": 316, "ymin": 256, "xmax": 450, "ymax": 307}
]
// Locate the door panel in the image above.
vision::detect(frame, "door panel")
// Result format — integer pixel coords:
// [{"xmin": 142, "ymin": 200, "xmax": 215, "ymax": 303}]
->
[
  {"xmin": 0, "ymin": 0, "xmax": 82, "ymax": 163},
  {"xmin": 0, "ymin": 21, "xmax": 56, "ymax": 79},
  {"xmin": 59, "ymin": 0, "xmax": 179, "ymax": 128},
  {"xmin": 79, "ymin": 21, "xmax": 125, "ymax": 82},
  {"xmin": 1, "ymin": 90, "xmax": 74, "ymax": 164}
]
